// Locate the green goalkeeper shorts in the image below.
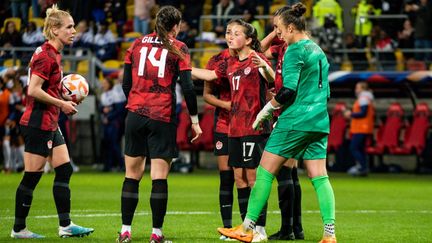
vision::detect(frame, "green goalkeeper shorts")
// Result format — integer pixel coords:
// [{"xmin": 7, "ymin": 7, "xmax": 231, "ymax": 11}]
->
[{"xmin": 265, "ymin": 129, "xmax": 328, "ymax": 160}]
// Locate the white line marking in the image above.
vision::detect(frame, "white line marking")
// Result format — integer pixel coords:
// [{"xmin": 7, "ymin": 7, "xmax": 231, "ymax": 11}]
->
[{"xmin": 0, "ymin": 210, "xmax": 431, "ymax": 220}]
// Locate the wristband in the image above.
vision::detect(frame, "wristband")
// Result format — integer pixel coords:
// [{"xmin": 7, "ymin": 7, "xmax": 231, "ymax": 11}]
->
[{"xmin": 190, "ymin": 115, "xmax": 199, "ymax": 124}]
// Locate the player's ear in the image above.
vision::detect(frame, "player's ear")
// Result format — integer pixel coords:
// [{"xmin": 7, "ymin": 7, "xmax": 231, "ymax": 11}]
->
[
  {"xmin": 52, "ymin": 26, "xmax": 59, "ymax": 37},
  {"xmin": 245, "ymin": 37, "xmax": 252, "ymax": 47}
]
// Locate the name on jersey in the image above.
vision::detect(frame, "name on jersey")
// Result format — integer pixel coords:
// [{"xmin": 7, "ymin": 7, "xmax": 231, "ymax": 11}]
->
[{"xmin": 142, "ymin": 36, "xmax": 162, "ymax": 44}]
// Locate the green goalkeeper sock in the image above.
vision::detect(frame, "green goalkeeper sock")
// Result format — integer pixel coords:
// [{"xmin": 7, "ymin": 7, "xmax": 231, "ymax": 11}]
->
[
  {"xmin": 311, "ymin": 176, "xmax": 335, "ymax": 225},
  {"xmin": 245, "ymin": 166, "xmax": 275, "ymax": 222}
]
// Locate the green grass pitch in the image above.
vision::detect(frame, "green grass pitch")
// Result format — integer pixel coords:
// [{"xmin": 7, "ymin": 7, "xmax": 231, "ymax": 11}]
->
[{"xmin": 1, "ymin": 170, "xmax": 431, "ymax": 242}]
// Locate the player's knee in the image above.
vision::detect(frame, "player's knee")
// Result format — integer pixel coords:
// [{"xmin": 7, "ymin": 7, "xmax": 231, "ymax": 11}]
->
[{"xmin": 54, "ymin": 162, "xmax": 73, "ymax": 182}]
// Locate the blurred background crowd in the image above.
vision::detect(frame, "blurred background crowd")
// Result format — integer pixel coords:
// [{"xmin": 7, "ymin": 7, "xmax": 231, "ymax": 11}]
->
[{"xmin": 1, "ymin": 0, "xmax": 432, "ymax": 174}]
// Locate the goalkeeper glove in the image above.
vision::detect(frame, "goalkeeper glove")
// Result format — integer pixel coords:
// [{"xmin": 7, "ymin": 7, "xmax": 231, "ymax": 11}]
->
[{"xmin": 252, "ymin": 101, "xmax": 279, "ymax": 130}]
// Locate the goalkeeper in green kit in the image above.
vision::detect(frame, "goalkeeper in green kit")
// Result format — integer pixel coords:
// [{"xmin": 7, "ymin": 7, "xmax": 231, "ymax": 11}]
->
[{"xmin": 218, "ymin": 3, "xmax": 336, "ymax": 243}]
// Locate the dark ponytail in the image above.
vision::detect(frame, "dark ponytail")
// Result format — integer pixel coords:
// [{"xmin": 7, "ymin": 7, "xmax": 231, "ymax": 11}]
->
[
  {"xmin": 155, "ymin": 6, "xmax": 184, "ymax": 58},
  {"xmin": 280, "ymin": 3, "xmax": 307, "ymax": 31},
  {"xmin": 246, "ymin": 23, "xmax": 262, "ymax": 53}
]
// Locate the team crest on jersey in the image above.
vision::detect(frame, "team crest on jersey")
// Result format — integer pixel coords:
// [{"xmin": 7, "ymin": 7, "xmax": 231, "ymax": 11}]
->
[
  {"xmin": 244, "ymin": 67, "xmax": 251, "ymax": 75},
  {"xmin": 47, "ymin": 140, "xmax": 53, "ymax": 149},
  {"xmin": 216, "ymin": 141, "xmax": 223, "ymax": 150},
  {"xmin": 35, "ymin": 46, "xmax": 42, "ymax": 55}
]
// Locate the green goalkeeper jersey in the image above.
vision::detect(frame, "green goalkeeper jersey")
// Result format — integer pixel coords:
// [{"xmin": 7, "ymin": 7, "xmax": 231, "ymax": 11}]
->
[{"xmin": 277, "ymin": 39, "xmax": 330, "ymax": 133}]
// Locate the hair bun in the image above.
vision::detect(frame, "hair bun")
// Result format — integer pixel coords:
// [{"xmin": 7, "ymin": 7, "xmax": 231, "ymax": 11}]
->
[{"xmin": 291, "ymin": 3, "xmax": 306, "ymax": 18}]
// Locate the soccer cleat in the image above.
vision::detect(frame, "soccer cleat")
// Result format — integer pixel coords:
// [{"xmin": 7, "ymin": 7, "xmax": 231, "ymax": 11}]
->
[
  {"xmin": 10, "ymin": 228, "xmax": 45, "ymax": 238},
  {"xmin": 219, "ymin": 234, "xmax": 237, "ymax": 241},
  {"xmin": 293, "ymin": 225, "xmax": 305, "ymax": 240},
  {"xmin": 252, "ymin": 230, "xmax": 268, "ymax": 242},
  {"xmin": 218, "ymin": 225, "xmax": 253, "ymax": 243},
  {"xmin": 268, "ymin": 230, "xmax": 295, "ymax": 240},
  {"xmin": 149, "ymin": 233, "xmax": 165, "ymax": 243},
  {"xmin": 294, "ymin": 230, "xmax": 305, "ymax": 240},
  {"xmin": 58, "ymin": 222, "xmax": 94, "ymax": 238},
  {"xmin": 319, "ymin": 236, "xmax": 337, "ymax": 243},
  {"xmin": 117, "ymin": 231, "xmax": 131, "ymax": 242}
]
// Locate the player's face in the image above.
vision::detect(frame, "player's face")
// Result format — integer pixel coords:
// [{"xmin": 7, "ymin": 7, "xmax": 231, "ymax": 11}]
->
[
  {"xmin": 273, "ymin": 15, "xmax": 282, "ymax": 39},
  {"xmin": 225, "ymin": 23, "xmax": 235, "ymax": 42},
  {"xmin": 278, "ymin": 18, "xmax": 293, "ymax": 44},
  {"xmin": 57, "ymin": 16, "xmax": 76, "ymax": 45},
  {"xmin": 226, "ymin": 25, "xmax": 249, "ymax": 51}
]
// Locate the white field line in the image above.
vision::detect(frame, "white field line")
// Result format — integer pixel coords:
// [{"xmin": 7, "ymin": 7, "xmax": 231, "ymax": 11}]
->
[{"xmin": 0, "ymin": 209, "xmax": 431, "ymax": 220}]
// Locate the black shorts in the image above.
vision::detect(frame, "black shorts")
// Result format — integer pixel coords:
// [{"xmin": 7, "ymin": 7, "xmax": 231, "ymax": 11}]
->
[
  {"xmin": 20, "ymin": 125, "xmax": 65, "ymax": 157},
  {"xmin": 228, "ymin": 135, "xmax": 268, "ymax": 168},
  {"xmin": 124, "ymin": 111, "xmax": 178, "ymax": 159},
  {"xmin": 214, "ymin": 132, "xmax": 229, "ymax": 156}
]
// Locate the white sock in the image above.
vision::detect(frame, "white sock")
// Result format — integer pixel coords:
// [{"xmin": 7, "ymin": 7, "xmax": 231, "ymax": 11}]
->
[
  {"xmin": 3, "ymin": 140, "xmax": 11, "ymax": 169},
  {"xmin": 17, "ymin": 145, "xmax": 24, "ymax": 167},
  {"xmin": 324, "ymin": 223, "xmax": 335, "ymax": 237},
  {"xmin": 121, "ymin": 225, "xmax": 131, "ymax": 234},
  {"xmin": 243, "ymin": 218, "xmax": 256, "ymax": 232},
  {"xmin": 152, "ymin": 228, "xmax": 162, "ymax": 236}
]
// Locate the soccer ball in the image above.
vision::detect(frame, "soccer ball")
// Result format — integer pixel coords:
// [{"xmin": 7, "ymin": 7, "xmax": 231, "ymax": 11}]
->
[{"xmin": 60, "ymin": 74, "xmax": 89, "ymax": 103}]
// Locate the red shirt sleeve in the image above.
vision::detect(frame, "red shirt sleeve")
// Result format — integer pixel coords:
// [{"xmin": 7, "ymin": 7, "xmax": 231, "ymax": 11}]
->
[
  {"xmin": 31, "ymin": 53, "xmax": 53, "ymax": 81},
  {"xmin": 270, "ymin": 44, "xmax": 281, "ymax": 59},
  {"xmin": 178, "ymin": 42, "xmax": 191, "ymax": 71},
  {"xmin": 124, "ymin": 39, "xmax": 139, "ymax": 64},
  {"xmin": 214, "ymin": 57, "xmax": 229, "ymax": 80}
]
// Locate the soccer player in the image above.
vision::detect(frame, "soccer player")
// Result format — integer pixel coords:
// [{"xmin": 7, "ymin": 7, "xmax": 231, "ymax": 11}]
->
[
  {"xmin": 117, "ymin": 6, "xmax": 202, "ymax": 243},
  {"xmin": 11, "ymin": 5, "xmax": 94, "ymax": 239},
  {"xmin": 193, "ymin": 19, "xmax": 275, "ymax": 242},
  {"xmin": 218, "ymin": 3, "xmax": 336, "ymax": 243},
  {"xmin": 203, "ymin": 49, "xmax": 234, "ymax": 240},
  {"xmin": 260, "ymin": 6, "xmax": 304, "ymax": 240}
]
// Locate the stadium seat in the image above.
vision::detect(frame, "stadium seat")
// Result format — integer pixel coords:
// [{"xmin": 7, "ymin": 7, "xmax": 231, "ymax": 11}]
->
[
  {"xmin": 392, "ymin": 103, "xmax": 430, "ymax": 158},
  {"xmin": 3, "ymin": 17, "xmax": 21, "ymax": 31},
  {"xmin": 124, "ymin": 31, "xmax": 142, "ymax": 41},
  {"xmin": 77, "ymin": 60, "xmax": 89, "ymax": 77},
  {"xmin": 196, "ymin": 104, "xmax": 215, "ymax": 151},
  {"xmin": 29, "ymin": 17, "xmax": 44, "ymax": 29},
  {"xmin": 99, "ymin": 60, "xmax": 123, "ymax": 79},
  {"xmin": 126, "ymin": 5, "xmax": 134, "ymax": 20},
  {"xmin": 341, "ymin": 60, "xmax": 353, "ymax": 71},
  {"xmin": 177, "ymin": 102, "xmax": 193, "ymax": 150},
  {"xmin": 366, "ymin": 102, "xmax": 405, "ymax": 155},
  {"xmin": 270, "ymin": 4, "xmax": 285, "ymax": 14},
  {"xmin": 63, "ymin": 60, "xmax": 71, "ymax": 73},
  {"xmin": 3, "ymin": 59, "xmax": 21, "ymax": 67},
  {"xmin": 394, "ymin": 49, "xmax": 405, "ymax": 71},
  {"xmin": 328, "ymin": 102, "xmax": 347, "ymax": 152},
  {"xmin": 103, "ymin": 60, "xmax": 123, "ymax": 69}
]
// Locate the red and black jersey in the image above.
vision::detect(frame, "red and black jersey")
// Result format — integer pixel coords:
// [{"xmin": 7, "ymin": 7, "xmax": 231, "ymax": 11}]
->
[
  {"xmin": 216, "ymin": 52, "xmax": 271, "ymax": 137},
  {"xmin": 206, "ymin": 49, "xmax": 231, "ymax": 134},
  {"xmin": 124, "ymin": 32, "xmax": 191, "ymax": 123},
  {"xmin": 270, "ymin": 42, "xmax": 287, "ymax": 94},
  {"xmin": 271, "ymin": 36, "xmax": 285, "ymax": 46},
  {"xmin": 270, "ymin": 42, "xmax": 287, "ymax": 118},
  {"xmin": 20, "ymin": 42, "xmax": 62, "ymax": 131}
]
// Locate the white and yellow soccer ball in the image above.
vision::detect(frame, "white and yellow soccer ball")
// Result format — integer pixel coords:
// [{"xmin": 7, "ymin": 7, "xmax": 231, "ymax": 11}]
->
[{"xmin": 60, "ymin": 74, "xmax": 89, "ymax": 103}]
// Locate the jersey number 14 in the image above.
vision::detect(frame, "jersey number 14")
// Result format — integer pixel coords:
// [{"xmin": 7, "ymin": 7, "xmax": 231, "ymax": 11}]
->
[{"xmin": 138, "ymin": 47, "xmax": 168, "ymax": 78}]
